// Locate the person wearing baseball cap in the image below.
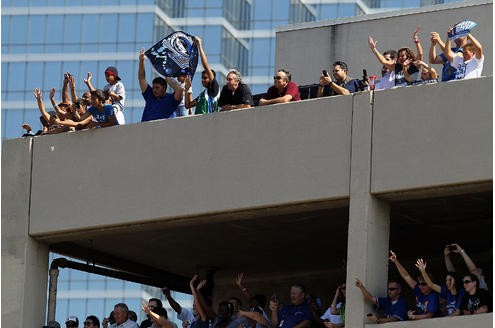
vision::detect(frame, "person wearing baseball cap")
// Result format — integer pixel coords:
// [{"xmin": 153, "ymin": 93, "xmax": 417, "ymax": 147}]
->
[
  {"xmin": 104, "ymin": 66, "xmax": 126, "ymax": 125},
  {"xmin": 66, "ymin": 315, "xmax": 79, "ymax": 328},
  {"xmin": 43, "ymin": 320, "xmax": 61, "ymax": 328}
]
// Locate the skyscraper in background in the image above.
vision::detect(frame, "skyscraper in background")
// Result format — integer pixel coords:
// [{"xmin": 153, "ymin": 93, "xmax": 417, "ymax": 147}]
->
[
  {"xmin": 1, "ymin": 0, "xmax": 465, "ymax": 139},
  {"xmin": 2, "ymin": 0, "xmax": 466, "ymax": 324}
]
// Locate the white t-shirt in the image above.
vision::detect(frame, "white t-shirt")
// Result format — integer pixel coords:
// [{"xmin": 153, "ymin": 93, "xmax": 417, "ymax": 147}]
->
[
  {"xmin": 451, "ymin": 55, "xmax": 484, "ymax": 80},
  {"xmin": 320, "ymin": 303, "xmax": 343, "ymax": 324},
  {"xmin": 375, "ymin": 71, "xmax": 395, "ymax": 90}
]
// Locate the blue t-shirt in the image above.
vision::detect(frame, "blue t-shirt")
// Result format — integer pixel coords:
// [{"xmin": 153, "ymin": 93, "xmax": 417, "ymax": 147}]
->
[
  {"xmin": 141, "ymin": 84, "xmax": 179, "ymax": 122},
  {"xmin": 88, "ymin": 104, "xmax": 117, "ymax": 124},
  {"xmin": 439, "ymin": 47, "xmax": 463, "ymax": 81},
  {"xmin": 376, "ymin": 296, "xmax": 408, "ymax": 321},
  {"xmin": 413, "ymin": 284, "xmax": 440, "ymax": 317},
  {"xmin": 277, "ymin": 302, "xmax": 312, "ymax": 328},
  {"xmin": 440, "ymin": 285, "xmax": 465, "ymax": 315}
]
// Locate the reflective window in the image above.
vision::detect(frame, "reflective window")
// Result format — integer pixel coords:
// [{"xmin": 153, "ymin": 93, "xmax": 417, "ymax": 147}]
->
[
  {"xmin": 100, "ymin": 14, "xmax": 118, "ymax": 45},
  {"xmin": 87, "ymin": 299, "xmax": 105, "ymax": 317},
  {"xmin": 4, "ymin": 109, "xmax": 24, "ymax": 138},
  {"xmin": 2, "ymin": 63, "xmax": 9, "ymax": 91},
  {"xmin": 118, "ymin": 14, "xmax": 137, "ymax": 43},
  {"xmin": 63, "ymin": 13, "xmax": 82, "ymax": 53},
  {"xmin": 8, "ymin": 63, "xmax": 27, "ymax": 91},
  {"xmin": 10, "ymin": 16, "xmax": 28, "ymax": 47},
  {"xmin": 81, "ymin": 14, "xmax": 99, "ymax": 45},
  {"xmin": 26, "ymin": 62, "xmax": 44, "ymax": 89},
  {"xmin": 2, "ymin": 16, "xmax": 10, "ymax": 45},
  {"xmin": 136, "ymin": 13, "xmax": 153, "ymax": 43},
  {"xmin": 45, "ymin": 15, "xmax": 64, "ymax": 44},
  {"xmin": 43, "ymin": 62, "xmax": 62, "ymax": 90}
]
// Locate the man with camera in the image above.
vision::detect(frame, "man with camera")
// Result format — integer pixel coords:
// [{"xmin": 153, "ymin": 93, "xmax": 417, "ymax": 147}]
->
[{"xmin": 317, "ymin": 61, "xmax": 366, "ymax": 97}]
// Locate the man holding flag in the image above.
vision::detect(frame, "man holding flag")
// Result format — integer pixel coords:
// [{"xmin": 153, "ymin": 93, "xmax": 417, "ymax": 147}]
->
[{"xmin": 139, "ymin": 48, "xmax": 184, "ymax": 122}]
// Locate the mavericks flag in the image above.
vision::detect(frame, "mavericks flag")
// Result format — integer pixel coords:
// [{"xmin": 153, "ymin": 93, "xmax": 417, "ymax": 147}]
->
[
  {"xmin": 448, "ymin": 20, "xmax": 477, "ymax": 40},
  {"xmin": 145, "ymin": 31, "xmax": 199, "ymax": 79}
]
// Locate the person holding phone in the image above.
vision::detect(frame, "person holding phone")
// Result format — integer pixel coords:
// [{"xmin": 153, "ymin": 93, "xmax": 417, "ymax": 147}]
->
[
  {"xmin": 316, "ymin": 61, "xmax": 362, "ymax": 98},
  {"xmin": 444, "ymin": 243, "xmax": 488, "ymax": 290}
]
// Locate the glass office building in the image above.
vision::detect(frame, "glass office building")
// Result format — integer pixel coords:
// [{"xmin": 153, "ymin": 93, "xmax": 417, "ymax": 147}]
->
[
  {"xmin": 1, "ymin": 0, "xmax": 465, "ymax": 140},
  {"xmin": 2, "ymin": 0, "xmax": 465, "ymax": 324}
]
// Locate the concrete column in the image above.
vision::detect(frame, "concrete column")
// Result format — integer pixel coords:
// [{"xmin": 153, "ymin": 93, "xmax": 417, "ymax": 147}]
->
[
  {"xmin": 345, "ymin": 92, "xmax": 391, "ymax": 328},
  {"xmin": 2, "ymin": 138, "xmax": 49, "ymax": 327}
]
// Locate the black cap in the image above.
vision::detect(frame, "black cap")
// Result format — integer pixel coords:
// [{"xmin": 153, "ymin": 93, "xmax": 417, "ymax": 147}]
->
[{"xmin": 105, "ymin": 66, "xmax": 121, "ymax": 81}]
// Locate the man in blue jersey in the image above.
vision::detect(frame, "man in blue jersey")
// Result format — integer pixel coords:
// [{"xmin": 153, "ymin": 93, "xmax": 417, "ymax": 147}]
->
[{"xmin": 354, "ymin": 278, "xmax": 408, "ymax": 323}]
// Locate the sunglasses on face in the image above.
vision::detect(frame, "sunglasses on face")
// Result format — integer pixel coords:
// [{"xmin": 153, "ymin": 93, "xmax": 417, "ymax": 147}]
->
[
  {"xmin": 463, "ymin": 280, "xmax": 473, "ymax": 284},
  {"xmin": 387, "ymin": 287, "xmax": 399, "ymax": 291},
  {"xmin": 273, "ymin": 76, "xmax": 284, "ymax": 80}
]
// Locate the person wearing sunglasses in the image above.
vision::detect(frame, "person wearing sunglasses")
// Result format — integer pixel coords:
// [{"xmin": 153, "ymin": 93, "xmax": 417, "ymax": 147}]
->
[
  {"xmin": 415, "ymin": 258, "xmax": 464, "ymax": 316},
  {"xmin": 389, "ymin": 250, "xmax": 440, "ymax": 320},
  {"xmin": 459, "ymin": 273, "xmax": 491, "ymax": 315},
  {"xmin": 354, "ymin": 277, "xmax": 408, "ymax": 324},
  {"xmin": 258, "ymin": 69, "xmax": 301, "ymax": 106}
]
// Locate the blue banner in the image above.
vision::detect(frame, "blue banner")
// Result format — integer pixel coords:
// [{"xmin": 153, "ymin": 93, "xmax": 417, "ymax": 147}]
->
[
  {"xmin": 145, "ymin": 31, "xmax": 199, "ymax": 80},
  {"xmin": 448, "ymin": 20, "xmax": 477, "ymax": 40}
]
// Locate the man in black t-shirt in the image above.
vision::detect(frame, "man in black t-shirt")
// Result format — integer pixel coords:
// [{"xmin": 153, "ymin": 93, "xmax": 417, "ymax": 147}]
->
[{"xmin": 218, "ymin": 69, "xmax": 254, "ymax": 111}]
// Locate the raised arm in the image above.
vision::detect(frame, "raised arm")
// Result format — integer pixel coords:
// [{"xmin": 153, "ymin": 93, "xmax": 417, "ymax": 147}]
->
[
  {"xmin": 413, "ymin": 27, "xmax": 423, "ymax": 61},
  {"xmin": 68, "ymin": 74, "xmax": 78, "ymax": 102},
  {"xmin": 234, "ymin": 272, "xmax": 253, "ymax": 304},
  {"xmin": 183, "ymin": 75, "xmax": 196, "ymax": 111},
  {"xmin": 166, "ymin": 77, "xmax": 184, "ymax": 101},
  {"xmin": 142, "ymin": 302, "xmax": 174, "ymax": 328},
  {"xmin": 368, "ymin": 36, "xmax": 395, "ymax": 71},
  {"xmin": 195, "ymin": 277, "xmax": 216, "ymax": 320},
  {"xmin": 429, "ymin": 32, "xmax": 447, "ymax": 64},
  {"xmin": 389, "ymin": 250, "xmax": 416, "ymax": 289},
  {"xmin": 62, "ymin": 73, "xmax": 71, "ymax": 103},
  {"xmin": 452, "ymin": 243, "xmax": 484, "ymax": 278},
  {"xmin": 33, "ymin": 88, "xmax": 52, "ymax": 124},
  {"xmin": 354, "ymin": 278, "xmax": 377, "ymax": 305},
  {"xmin": 330, "ymin": 285, "xmax": 344, "ymax": 315},
  {"xmin": 467, "ymin": 33, "xmax": 483, "ymax": 59},
  {"xmin": 162, "ymin": 287, "xmax": 183, "ymax": 315},
  {"xmin": 138, "ymin": 48, "xmax": 149, "ymax": 93},
  {"xmin": 443, "ymin": 27, "xmax": 459, "ymax": 62},
  {"xmin": 49, "ymin": 88, "xmax": 67, "ymax": 116},
  {"xmin": 84, "ymin": 72, "xmax": 96, "ymax": 92},
  {"xmin": 415, "ymin": 259, "xmax": 441, "ymax": 293},
  {"xmin": 189, "ymin": 275, "xmax": 208, "ymax": 321},
  {"xmin": 195, "ymin": 37, "xmax": 214, "ymax": 82}
]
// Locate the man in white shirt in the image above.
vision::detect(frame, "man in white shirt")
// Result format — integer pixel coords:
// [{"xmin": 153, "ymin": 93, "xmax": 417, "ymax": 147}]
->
[
  {"xmin": 108, "ymin": 303, "xmax": 139, "ymax": 328},
  {"xmin": 445, "ymin": 30, "xmax": 484, "ymax": 80}
]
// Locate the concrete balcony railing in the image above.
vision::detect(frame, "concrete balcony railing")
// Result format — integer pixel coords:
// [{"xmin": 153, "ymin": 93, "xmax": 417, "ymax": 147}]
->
[
  {"xmin": 1, "ymin": 77, "xmax": 490, "ymax": 236},
  {"xmin": 364, "ymin": 312, "xmax": 492, "ymax": 328}
]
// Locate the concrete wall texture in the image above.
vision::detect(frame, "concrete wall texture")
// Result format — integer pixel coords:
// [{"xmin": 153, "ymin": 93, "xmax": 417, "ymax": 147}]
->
[{"xmin": 2, "ymin": 2, "xmax": 492, "ymax": 328}]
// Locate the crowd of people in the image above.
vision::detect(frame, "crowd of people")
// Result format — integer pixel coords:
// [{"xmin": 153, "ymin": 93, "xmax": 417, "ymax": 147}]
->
[
  {"xmin": 23, "ymin": 25, "xmax": 484, "ymax": 137},
  {"xmin": 42, "ymin": 244, "xmax": 490, "ymax": 328}
]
